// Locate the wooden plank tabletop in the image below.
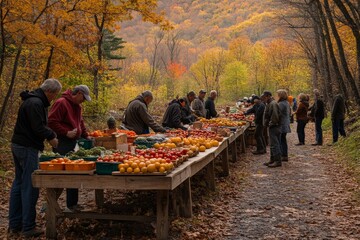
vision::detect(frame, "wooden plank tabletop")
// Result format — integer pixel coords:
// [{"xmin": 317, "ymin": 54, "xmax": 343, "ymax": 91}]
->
[{"xmin": 32, "ymin": 128, "xmax": 248, "ymax": 191}]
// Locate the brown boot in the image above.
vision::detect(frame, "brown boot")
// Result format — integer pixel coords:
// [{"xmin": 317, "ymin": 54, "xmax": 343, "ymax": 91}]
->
[{"xmin": 281, "ymin": 156, "xmax": 288, "ymax": 162}]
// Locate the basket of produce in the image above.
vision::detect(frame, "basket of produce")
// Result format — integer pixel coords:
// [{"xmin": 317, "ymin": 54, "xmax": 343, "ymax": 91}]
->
[
  {"xmin": 39, "ymin": 151, "xmax": 63, "ymax": 162},
  {"xmin": 66, "ymin": 146, "xmax": 107, "ymax": 160},
  {"xmin": 65, "ymin": 160, "xmax": 95, "ymax": 171}
]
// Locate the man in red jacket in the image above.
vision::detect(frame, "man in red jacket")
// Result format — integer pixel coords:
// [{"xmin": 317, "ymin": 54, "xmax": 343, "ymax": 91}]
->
[{"xmin": 48, "ymin": 85, "xmax": 91, "ymax": 210}]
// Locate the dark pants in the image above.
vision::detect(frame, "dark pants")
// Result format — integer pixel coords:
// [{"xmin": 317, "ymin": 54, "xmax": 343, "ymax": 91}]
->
[
  {"xmin": 280, "ymin": 133, "xmax": 288, "ymax": 157},
  {"xmin": 296, "ymin": 120, "xmax": 307, "ymax": 144},
  {"xmin": 269, "ymin": 126, "xmax": 281, "ymax": 158},
  {"xmin": 54, "ymin": 137, "xmax": 78, "ymax": 208},
  {"xmin": 255, "ymin": 124, "xmax": 266, "ymax": 152},
  {"xmin": 332, "ymin": 118, "xmax": 346, "ymax": 143},
  {"xmin": 315, "ymin": 117, "xmax": 323, "ymax": 144},
  {"xmin": 9, "ymin": 143, "xmax": 39, "ymax": 232}
]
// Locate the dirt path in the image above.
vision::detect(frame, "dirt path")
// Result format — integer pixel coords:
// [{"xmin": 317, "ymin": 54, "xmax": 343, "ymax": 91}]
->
[{"xmin": 225, "ymin": 124, "xmax": 360, "ymax": 240}]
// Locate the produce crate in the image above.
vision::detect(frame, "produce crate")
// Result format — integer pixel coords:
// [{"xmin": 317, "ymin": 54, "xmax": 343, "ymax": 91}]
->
[
  {"xmin": 65, "ymin": 162, "xmax": 95, "ymax": 171},
  {"xmin": 77, "ymin": 139, "xmax": 94, "ymax": 149},
  {"xmin": 94, "ymin": 133, "xmax": 127, "ymax": 150},
  {"xmin": 245, "ymin": 127, "xmax": 256, "ymax": 146},
  {"xmin": 96, "ymin": 162, "xmax": 120, "ymax": 175}
]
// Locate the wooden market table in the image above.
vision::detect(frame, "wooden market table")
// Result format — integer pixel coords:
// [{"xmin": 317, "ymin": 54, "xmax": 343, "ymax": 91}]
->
[{"xmin": 32, "ymin": 125, "xmax": 248, "ymax": 240}]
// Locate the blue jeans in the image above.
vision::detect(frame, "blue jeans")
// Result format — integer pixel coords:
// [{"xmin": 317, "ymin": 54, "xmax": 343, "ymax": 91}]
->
[
  {"xmin": 269, "ymin": 126, "xmax": 281, "ymax": 157},
  {"xmin": 296, "ymin": 120, "xmax": 307, "ymax": 144},
  {"xmin": 315, "ymin": 117, "xmax": 323, "ymax": 144},
  {"xmin": 332, "ymin": 118, "xmax": 346, "ymax": 143},
  {"xmin": 9, "ymin": 143, "xmax": 39, "ymax": 232},
  {"xmin": 280, "ymin": 133, "xmax": 288, "ymax": 157}
]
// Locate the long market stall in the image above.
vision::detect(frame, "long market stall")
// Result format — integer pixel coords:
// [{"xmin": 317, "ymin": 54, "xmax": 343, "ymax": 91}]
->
[{"xmin": 32, "ymin": 122, "xmax": 250, "ymax": 240}]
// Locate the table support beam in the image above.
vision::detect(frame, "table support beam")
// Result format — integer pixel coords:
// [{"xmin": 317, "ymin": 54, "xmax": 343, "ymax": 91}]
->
[{"xmin": 156, "ymin": 190, "xmax": 169, "ymax": 240}]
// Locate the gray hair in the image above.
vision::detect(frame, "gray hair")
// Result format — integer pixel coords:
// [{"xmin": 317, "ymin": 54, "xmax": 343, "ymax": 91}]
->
[
  {"xmin": 40, "ymin": 78, "xmax": 62, "ymax": 93},
  {"xmin": 210, "ymin": 90, "xmax": 217, "ymax": 96},
  {"xmin": 142, "ymin": 90, "xmax": 153, "ymax": 98}
]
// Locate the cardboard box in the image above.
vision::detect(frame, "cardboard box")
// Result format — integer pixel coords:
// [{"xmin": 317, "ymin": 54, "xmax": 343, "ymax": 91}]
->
[{"xmin": 94, "ymin": 133, "xmax": 127, "ymax": 150}]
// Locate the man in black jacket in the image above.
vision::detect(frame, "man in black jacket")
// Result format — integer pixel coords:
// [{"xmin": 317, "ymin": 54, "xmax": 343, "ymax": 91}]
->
[
  {"xmin": 162, "ymin": 98, "xmax": 187, "ymax": 130},
  {"xmin": 311, "ymin": 89, "xmax": 325, "ymax": 146},
  {"xmin": 245, "ymin": 96, "xmax": 266, "ymax": 154},
  {"xmin": 205, "ymin": 90, "xmax": 219, "ymax": 119},
  {"xmin": 9, "ymin": 78, "xmax": 61, "ymax": 238},
  {"xmin": 331, "ymin": 94, "xmax": 346, "ymax": 143}
]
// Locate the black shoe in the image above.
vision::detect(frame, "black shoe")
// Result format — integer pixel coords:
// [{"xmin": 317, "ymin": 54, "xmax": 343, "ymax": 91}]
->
[
  {"xmin": 268, "ymin": 161, "xmax": 282, "ymax": 168},
  {"xmin": 23, "ymin": 227, "xmax": 43, "ymax": 238},
  {"xmin": 311, "ymin": 143, "xmax": 322, "ymax": 146},
  {"xmin": 263, "ymin": 160, "xmax": 274, "ymax": 166},
  {"xmin": 281, "ymin": 157, "xmax": 288, "ymax": 162},
  {"xmin": 295, "ymin": 143, "xmax": 304, "ymax": 146}
]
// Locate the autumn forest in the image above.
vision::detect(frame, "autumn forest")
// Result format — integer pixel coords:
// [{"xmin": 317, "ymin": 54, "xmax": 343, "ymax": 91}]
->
[{"xmin": 0, "ymin": 0, "xmax": 359, "ymax": 135}]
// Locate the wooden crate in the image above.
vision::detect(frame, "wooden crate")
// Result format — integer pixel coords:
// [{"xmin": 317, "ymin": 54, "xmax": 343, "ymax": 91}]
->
[{"xmin": 94, "ymin": 133, "xmax": 127, "ymax": 150}]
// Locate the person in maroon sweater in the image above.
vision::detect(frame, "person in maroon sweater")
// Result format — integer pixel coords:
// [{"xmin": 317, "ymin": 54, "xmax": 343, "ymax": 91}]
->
[{"xmin": 48, "ymin": 85, "xmax": 91, "ymax": 210}]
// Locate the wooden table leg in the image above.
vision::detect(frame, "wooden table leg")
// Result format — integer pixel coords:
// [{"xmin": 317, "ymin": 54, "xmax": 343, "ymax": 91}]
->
[
  {"xmin": 205, "ymin": 160, "xmax": 216, "ymax": 191},
  {"xmin": 95, "ymin": 189, "xmax": 104, "ymax": 208},
  {"xmin": 156, "ymin": 190, "xmax": 169, "ymax": 240},
  {"xmin": 231, "ymin": 141, "xmax": 237, "ymax": 162},
  {"xmin": 179, "ymin": 178, "xmax": 192, "ymax": 218},
  {"xmin": 46, "ymin": 188, "xmax": 62, "ymax": 239},
  {"xmin": 240, "ymin": 133, "xmax": 246, "ymax": 153},
  {"xmin": 221, "ymin": 149, "xmax": 230, "ymax": 177}
]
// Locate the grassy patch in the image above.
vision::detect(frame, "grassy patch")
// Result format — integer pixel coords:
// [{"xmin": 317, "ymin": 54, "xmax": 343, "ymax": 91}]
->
[
  {"xmin": 332, "ymin": 119, "xmax": 360, "ymax": 184},
  {"xmin": 322, "ymin": 117, "xmax": 332, "ymax": 131}
]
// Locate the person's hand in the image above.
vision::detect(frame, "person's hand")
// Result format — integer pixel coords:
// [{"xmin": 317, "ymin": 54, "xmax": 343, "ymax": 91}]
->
[
  {"xmin": 66, "ymin": 128, "xmax": 77, "ymax": 138},
  {"xmin": 48, "ymin": 138, "xmax": 59, "ymax": 148}
]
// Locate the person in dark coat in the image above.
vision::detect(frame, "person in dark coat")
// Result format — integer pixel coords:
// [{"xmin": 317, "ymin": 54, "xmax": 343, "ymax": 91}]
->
[
  {"xmin": 192, "ymin": 89, "xmax": 207, "ymax": 118},
  {"xmin": 123, "ymin": 91, "xmax": 166, "ymax": 135},
  {"xmin": 205, "ymin": 90, "xmax": 219, "ymax": 119},
  {"xmin": 9, "ymin": 78, "xmax": 61, "ymax": 238},
  {"xmin": 162, "ymin": 98, "xmax": 187, "ymax": 130},
  {"xmin": 310, "ymin": 89, "xmax": 325, "ymax": 145},
  {"xmin": 331, "ymin": 94, "xmax": 346, "ymax": 143},
  {"xmin": 245, "ymin": 95, "xmax": 266, "ymax": 154},
  {"xmin": 262, "ymin": 91, "xmax": 282, "ymax": 168},
  {"xmin": 277, "ymin": 89, "xmax": 291, "ymax": 162},
  {"xmin": 295, "ymin": 93, "xmax": 309, "ymax": 145},
  {"xmin": 181, "ymin": 91, "xmax": 196, "ymax": 124}
]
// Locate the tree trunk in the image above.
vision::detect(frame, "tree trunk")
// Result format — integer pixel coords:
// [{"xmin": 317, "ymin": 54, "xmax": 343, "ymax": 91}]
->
[
  {"xmin": 334, "ymin": 0, "xmax": 360, "ymax": 93},
  {"xmin": 0, "ymin": 1, "xmax": 8, "ymax": 81},
  {"xmin": 324, "ymin": 0, "xmax": 360, "ymax": 105},
  {"xmin": 312, "ymin": 1, "xmax": 333, "ymax": 105},
  {"xmin": 0, "ymin": 41, "xmax": 23, "ymax": 132},
  {"xmin": 316, "ymin": 0, "xmax": 348, "ymax": 99},
  {"xmin": 43, "ymin": 46, "xmax": 54, "ymax": 80}
]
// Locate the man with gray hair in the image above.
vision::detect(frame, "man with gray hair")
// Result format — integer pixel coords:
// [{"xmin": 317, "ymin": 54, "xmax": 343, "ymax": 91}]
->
[
  {"xmin": 9, "ymin": 78, "xmax": 61, "ymax": 238},
  {"xmin": 123, "ymin": 90, "xmax": 166, "ymax": 134},
  {"xmin": 205, "ymin": 90, "xmax": 219, "ymax": 119}
]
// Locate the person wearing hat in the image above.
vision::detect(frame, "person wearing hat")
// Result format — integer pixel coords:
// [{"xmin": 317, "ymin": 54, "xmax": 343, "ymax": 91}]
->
[
  {"xmin": 262, "ymin": 90, "xmax": 282, "ymax": 168},
  {"xmin": 245, "ymin": 95, "xmax": 266, "ymax": 154},
  {"xmin": 181, "ymin": 91, "xmax": 196, "ymax": 124},
  {"xmin": 191, "ymin": 89, "xmax": 207, "ymax": 118},
  {"xmin": 48, "ymin": 84, "xmax": 92, "ymax": 211},
  {"xmin": 123, "ymin": 90, "xmax": 166, "ymax": 134},
  {"xmin": 205, "ymin": 90, "xmax": 219, "ymax": 119}
]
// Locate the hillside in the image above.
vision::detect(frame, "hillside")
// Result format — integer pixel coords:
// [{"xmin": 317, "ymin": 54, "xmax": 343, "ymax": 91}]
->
[{"xmin": 119, "ymin": 0, "xmax": 279, "ymax": 56}]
